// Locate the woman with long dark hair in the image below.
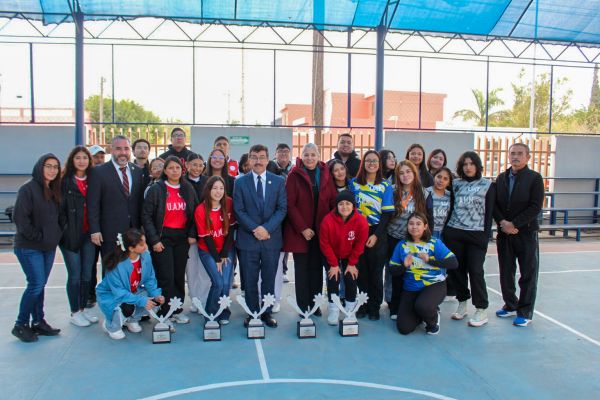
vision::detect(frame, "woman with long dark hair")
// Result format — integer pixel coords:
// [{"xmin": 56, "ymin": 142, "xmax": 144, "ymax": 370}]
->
[
  {"xmin": 59, "ymin": 146, "xmax": 99, "ymax": 327},
  {"xmin": 427, "ymin": 149, "xmax": 448, "ymax": 176},
  {"xmin": 205, "ymin": 148, "xmax": 235, "ymax": 197},
  {"xmin": 329, "ymin": 159, "xmax": 349, "ymax": 192},
  {"xmin": 379, "ymin": 149, "xmax": 397, "ymax": 183},
  {"xmin": 98, "ymin": 229, "xmax": 164, "ymax": 340},
  {"xmin": 284, "ymin": 143, "xmax": 337, "ymax": 315},
  {"xmin": 142, "ymin": 156, "xmax": 197, "ymax": 327},
  {"xmin": 405, "ymin": 144, "xmax": 433, "ymax": 188},
  {"xmin": 386, "ymin": 160, "xmax": 433, "ymax": 319},
  {"xmin": 11, "ymin": 154, "xmax": 62, "ymax": 342},
  {"xmin": 194, "ymin": 176, "xmax": 237, "ymax": 324},
  {"xmin": 349, "ymin": 150, "xmax": 394, "ymax": 320},
  {"xmin": 184, "ymin": 152, "xmax": 207, "ymax": 201},
  {"xmin": 445, "ymin": 151, "xmax": 495, "ymax": 328}
]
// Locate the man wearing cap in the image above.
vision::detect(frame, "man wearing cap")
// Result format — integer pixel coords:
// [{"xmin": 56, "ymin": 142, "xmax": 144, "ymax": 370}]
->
[{"xmin": 88, "ymin": 144, "xmax": 106, "ymax": 167}]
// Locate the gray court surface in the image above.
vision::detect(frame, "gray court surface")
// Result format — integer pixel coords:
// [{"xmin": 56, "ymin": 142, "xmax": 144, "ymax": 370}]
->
[{"xmin": 1, "ymin": 244, "xmax": 599, "ymax": 400}]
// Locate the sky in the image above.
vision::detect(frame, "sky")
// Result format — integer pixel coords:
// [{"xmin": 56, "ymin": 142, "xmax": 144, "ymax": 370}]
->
[{"xmin": 0, "ymin": 18, "xmax": 597, "ymax": 129}]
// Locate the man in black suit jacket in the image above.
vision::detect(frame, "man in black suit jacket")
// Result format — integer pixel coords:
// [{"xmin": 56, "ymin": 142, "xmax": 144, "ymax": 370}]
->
[
  {"xmin": 493, "ymin": 143, "xmax": 544, "ymax": 327},
  {"xmin": 88, "ymin": 135, "xmax": 144, "ymax": 265}
]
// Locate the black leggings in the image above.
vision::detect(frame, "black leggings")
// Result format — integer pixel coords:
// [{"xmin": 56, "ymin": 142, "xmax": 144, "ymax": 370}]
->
[
  {"xmin": 357, "ymin": 226, "xmax": 388, "ymax": 313},
  {"xmin": 326, "ymin": 259, "xmax": 357, "ymax": 302},
  {"xmin": 397, "ymin": 281, "xmax": 446, "ymax": 335},
  {"xmin": 387, "ymin": 235, "xmax": 403, "ymax": 315},
  {"xmin": 444, "ymin": 227, "xmax": 489, "ymax": 309},
  {"xmin": 293, "ymin": 238, "xmax": 324, "ymax": 313}
]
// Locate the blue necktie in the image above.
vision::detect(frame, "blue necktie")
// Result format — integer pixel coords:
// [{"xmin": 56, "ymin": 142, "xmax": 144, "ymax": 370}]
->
[{"xmin": 256, "ymin": 175, "xmax": 265, "ymax": 210}]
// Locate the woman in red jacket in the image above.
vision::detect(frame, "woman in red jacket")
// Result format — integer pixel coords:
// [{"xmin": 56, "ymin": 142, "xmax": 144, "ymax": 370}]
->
[
  {"xmin": 283, "ymin": 143, "xmax": 337, "ymax": 315},
  {"xmin": 320, "ymin": 190, "xmax": 369, "ymax": 324}
]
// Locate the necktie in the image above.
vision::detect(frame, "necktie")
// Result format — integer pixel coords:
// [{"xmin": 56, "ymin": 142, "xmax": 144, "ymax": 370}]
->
[
  {"xmin": 256, "ymin": 175, "xmax": 264, "ymax": 209},
  {"xmin": 120, "ymin": 166, "xmax": 130, "ymax": 196}
]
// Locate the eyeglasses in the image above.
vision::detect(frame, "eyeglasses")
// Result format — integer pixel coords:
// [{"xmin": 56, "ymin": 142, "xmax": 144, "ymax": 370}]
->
[
  {"xmin": 172, "ymin": 133, "xmax": 186, "ymax": 138},
  {"xmin": 210, "ymin": 155, "xmax": 225, "ymax": 161},
  {"xmin": 44, "ymin": 164, "xmax": 60, "ymax": 170},
  {"xmin": 276, "ymin": 149, "xmax": 290, "ymax": 154},
  {"xmin": 249, "ymin": 156, "xmax": 269, "ymax": 161},
  {"xmin": 365, "ymin": 160, "xmax": 380, "ymax": 165}
]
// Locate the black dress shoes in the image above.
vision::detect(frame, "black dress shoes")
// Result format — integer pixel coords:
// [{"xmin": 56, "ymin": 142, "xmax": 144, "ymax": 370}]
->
[
  {"xmin": 31, "ymin": 320, "xmax": 60, "ymax": 336},
  {"xmin": 261, "ymin": 313, "xmax": 278, "ymax": 328},
  {"xmin": 12, "ymin": 324, "xmax": 38, "ymax": 342},
  {"xmin": 244, "ymin": 316, "xmax": 252, "ymax": 328}
]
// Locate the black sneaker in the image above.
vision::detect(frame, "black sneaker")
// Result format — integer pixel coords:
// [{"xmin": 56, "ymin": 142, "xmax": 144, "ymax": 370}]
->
[
  {"xmin": 32, "ymin": 320, "xmax": 61, "ymax": 336},
  {"xmin": 12, "ymin": 324, "xmax": 38, "ymax": 342},
  {"xmin": 85, "ymin": 299, "xmax": 96, "ymax": 309},
  {"xmin": 368, "ymin": 311, "xmax": 380, "ymax": 321},
  {"xmin": 356, "ymin": 305, "xmax": 367, "ymax": 319},
  {"xmin": 426, "ymin": 324, "xmax": 440, "ymax": 335},
  {"xmin": 314, "ymin": 308, "xmax": 322, "ymax": 317}
]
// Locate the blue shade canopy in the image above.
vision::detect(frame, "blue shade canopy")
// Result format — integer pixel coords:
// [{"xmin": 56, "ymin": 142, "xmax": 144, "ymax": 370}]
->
[{"xmin": 1, "ymin": 0, "xmax": 600, "ymax": 45}]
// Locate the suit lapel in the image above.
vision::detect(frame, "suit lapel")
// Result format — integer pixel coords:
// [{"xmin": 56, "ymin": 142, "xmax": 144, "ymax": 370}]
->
[{"xmin": 109, "ymin": 162, "xmax": 129, "ymax": 199}]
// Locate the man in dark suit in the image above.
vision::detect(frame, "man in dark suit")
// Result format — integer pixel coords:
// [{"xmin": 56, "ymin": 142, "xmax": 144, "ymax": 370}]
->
[
  {"xmin": 88, "ymin": 135, "xmax": 144, "ymax": 265},
  {"xmin": 493, "ymin": 143, "xmax": 544, "ymax": 327},
  {"xmin": 234, "ymin": 144, "xmax": 287, "ymax": 328}
]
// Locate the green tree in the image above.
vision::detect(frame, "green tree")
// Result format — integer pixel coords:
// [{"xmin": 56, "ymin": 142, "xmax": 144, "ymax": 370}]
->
[
  {"xmin": 584, "ymin": 64, "xmax": 600, "ymax": 132},
  {"xmin": 453, "ymin": 88, "xmax": 506, "ymax": 126},
  {"xmin": 84, "ymin": 95, "xmax": 166, "ymax": 143}
]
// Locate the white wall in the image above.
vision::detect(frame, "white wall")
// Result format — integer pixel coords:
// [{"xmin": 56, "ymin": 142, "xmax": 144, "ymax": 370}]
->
[
  {"xmin": 190, "ymin": 126, "xmax": 293, "ymax": 160},
  {"xmin": 384, "ymin": 130, "xmax": 474, "ymax": 171}
]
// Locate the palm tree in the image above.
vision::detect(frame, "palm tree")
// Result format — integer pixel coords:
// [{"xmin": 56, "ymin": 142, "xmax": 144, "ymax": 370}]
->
[{"xmin": 453, "ymin": 88, "xmax": 506, "ymax": 126}]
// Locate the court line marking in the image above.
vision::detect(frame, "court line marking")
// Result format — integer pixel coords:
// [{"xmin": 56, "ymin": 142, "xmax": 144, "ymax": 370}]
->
[
  {"xmin": 485, "ymin": 269, "xmax": 600, "ymax": 277},
  {"xmin": 487, "ymin": 250, "xmax": 600, "ymax": 256},
  {"xmin": 487, "ymin": 286, "xmax": 600, "ymax": 348},
  {"xmin": 138, "ymin": 379, "xmax": 457, "ymax": 400},
  {"xmin": 254, "ymin": 339, "xmax": 270, "ymax": 380}
]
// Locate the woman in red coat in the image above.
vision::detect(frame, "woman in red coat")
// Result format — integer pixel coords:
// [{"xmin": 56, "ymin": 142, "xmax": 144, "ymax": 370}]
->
[
  {"xmin": 283, "ymin": 143, "xmax": 337, "ymax": 315},
  {"xmin": 320, "ymin": 190, "xmax": 369, "ymax": 325}
]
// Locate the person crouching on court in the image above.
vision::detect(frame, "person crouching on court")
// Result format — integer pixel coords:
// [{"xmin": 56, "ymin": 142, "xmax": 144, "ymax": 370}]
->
[
  {"xmin": 388, "ymin": 212, "xmax": 457, "ymax": 335},
  {"xmin": 320, "ymin": 190, "xmax": 369, "ymax": 325},
  {"xmin": 97, "ymin": 229, "xmax": 164, "ymax": 340}
]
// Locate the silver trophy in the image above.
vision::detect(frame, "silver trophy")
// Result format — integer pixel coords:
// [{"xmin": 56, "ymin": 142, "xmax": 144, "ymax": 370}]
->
[
  {"xmin": 236, "ymin": 293, "xmax": 276, "ymax": 339},
  {"xmin": 147, "ymin": 297, "xmax": 183, "ymax": 344},
  {"xmin": 331, "ymin": 292, "xmax": 369, "ymax": 337},
  {"xmin": 287, "ymin": 293, "xmax": 327, "ymax": 339},
  {"xmin": 191, "ymin": 295, "xmax": 232, "ymax": 341}
]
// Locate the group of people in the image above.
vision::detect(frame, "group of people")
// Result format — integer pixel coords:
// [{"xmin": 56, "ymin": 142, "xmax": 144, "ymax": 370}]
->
[{"xmin": 10, "ymin": 129, "xmax": 545, "ymax": 343}]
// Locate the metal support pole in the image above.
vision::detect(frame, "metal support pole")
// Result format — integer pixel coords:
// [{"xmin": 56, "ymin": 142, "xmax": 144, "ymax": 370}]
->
[
  {"xmin": 548, "ymin": 65, "xmax": 554, "ymax": 134},
  {"xmin": 29, "ymin": 43, "xmax": 35, "ymax": 123},
  {"xmin": 374, "ymin": 24, "xmax": 386, "ymax": 151},
  {"xmin": 347, "ymin": 28, "xmax": 352, "ymax": 129},
  {"xmin": 485, "ymin": 58, "xmax": 490, "ymax": 131},
  {"xmin": 74, "ymin": 10, "xmax": 85, "ymax": 145},
  {"xmin": 273, "ymin": 50, "xmax": 277, "ymax": 126},
  {"xmin": 418, "ymin": 57, "xmax": 422, "ymax": 130}
]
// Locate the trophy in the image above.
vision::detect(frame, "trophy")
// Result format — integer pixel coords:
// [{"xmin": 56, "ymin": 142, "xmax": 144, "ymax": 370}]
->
[
  {"xmin": 286, "ymin": 293, "xmax": 327, "ymax": 339},
  {"xmin": 191, "ymin": 295, "xmax": 232, "ymax": 341},
  {"xmin": 331, "ymin": 292, "xmax": 369, "ymax": 337},
  {"xmin": 236, "ymin": 293, "xmax": 276, "ymax": 339},
  {"xmin": 147, "ymin": 297, "xmax": 182, "ymax": 344}
]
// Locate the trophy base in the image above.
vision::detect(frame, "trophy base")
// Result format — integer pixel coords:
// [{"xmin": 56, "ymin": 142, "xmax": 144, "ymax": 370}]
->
[
  {"xmin": 203, "ymin": 321, "xmax": 221, "ymax": 341},
  {"xmin": 247, "ymin": 319, "xmax": 265, "ymax": 339},
  {"xmin": 297, "ymin": 320, "xmax": 316, "ymax": 339},
  {"xmin": 153, "ymin": 324, "xmax": 171, "ymax": 344},
  {"xmin": 339, "ymin": 319, "xmax": 359, "ymax": 337}
]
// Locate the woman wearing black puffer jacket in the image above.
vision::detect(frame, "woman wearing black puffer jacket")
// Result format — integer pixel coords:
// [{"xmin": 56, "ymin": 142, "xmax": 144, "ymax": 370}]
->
[
  {"xmin": 142, "ymin": 156, "xmax": 197, "ymax": 326},
  {"xmin": 12, "ymin": 153, "xmax": 63, "ymax": 342}
]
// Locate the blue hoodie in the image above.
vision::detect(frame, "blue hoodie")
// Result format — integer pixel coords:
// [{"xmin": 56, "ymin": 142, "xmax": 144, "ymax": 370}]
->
[{"xmin": 96, "ymin": 250, "xmax": 161, "ymax": 319}]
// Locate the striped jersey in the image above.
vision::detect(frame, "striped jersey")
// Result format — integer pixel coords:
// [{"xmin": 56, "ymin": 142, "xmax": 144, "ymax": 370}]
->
[
  {"xmin": 349, "ymin": 178, "xmax": 394, "ymax": 226},
  {"xmin": 447, "ymin": 178, "xmax": 491, "ymax": 231}
]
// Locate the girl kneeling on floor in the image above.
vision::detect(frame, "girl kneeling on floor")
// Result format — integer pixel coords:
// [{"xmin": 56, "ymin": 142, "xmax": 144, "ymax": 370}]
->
[
  {"xmin": 319, "ymin": 190, "xmax": 369, "ymax": 325},
  {"xmin": 388, "ymin": 212, "xmax": 457, "ymax": 335},
  {"xmin": 97, "ymin": 229, "xmax": 164, "ymax": 340}
]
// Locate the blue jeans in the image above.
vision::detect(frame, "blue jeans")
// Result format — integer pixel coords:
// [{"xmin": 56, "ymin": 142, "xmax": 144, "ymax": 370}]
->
[
  {"xmin": 14, "ymin": 248, "xmax": 56, "ymax": 326},
  {"xmin": 60, "ymin": 236, "xmax": 96, "ymax": 313},
  {"xmin": 198, "ymin": 249, "xmax": 234, "ymax": 320}
]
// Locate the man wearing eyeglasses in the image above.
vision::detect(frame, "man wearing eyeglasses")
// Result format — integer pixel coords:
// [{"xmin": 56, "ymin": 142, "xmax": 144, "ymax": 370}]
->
[
  {"xmin": 159, "ymin": 127, "xmax": 193, "ymax": 173},
  {"xmin": 329, "ymin": 133, "xmax": 361, "ymax": 178},
  {"xmin": 234, "ymin": 144, "xmax": 287, "ymax": 328},
  {"xmin": 267, "ymin": 143, "xmax": 293, "ymax": 179}
]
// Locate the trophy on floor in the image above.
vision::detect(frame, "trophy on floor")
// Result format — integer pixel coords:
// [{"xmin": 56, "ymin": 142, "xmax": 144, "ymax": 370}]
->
[
  {"xmin": 331, "ymin": 292, "xmax": 368, "ymax": 337},
  {"xmin": 192, "ymin": 295, "xmax": 232, "ymax": 342},
  {"xmin": 236, "ymin": 293, "xmax": 276, "ymax": 339},
  {"xmin": 147, "ymin": 297, "xmax": 182, "ymax": 344},
  {"xmin": 287, "ymin": 293, "xmax": 327, "ymax": 339}
]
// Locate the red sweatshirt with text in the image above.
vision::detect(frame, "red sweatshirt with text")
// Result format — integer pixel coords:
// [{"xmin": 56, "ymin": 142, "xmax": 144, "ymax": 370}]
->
[{"xmin": 319, "ymin": 209, "xmax": 369, "ymax": 268}]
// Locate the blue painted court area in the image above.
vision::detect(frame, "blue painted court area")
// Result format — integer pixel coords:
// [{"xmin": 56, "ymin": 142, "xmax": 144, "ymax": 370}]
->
[{"xmin": 1, "ymin": 244, "xmax": 599, "ymax": 400}]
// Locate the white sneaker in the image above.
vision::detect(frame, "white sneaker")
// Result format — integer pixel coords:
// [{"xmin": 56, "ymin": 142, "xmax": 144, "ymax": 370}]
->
[
  {"xmin": 451, "ymin": 301, "xmax": 468, "ymax": 320},
  {"xmin": 70, "ymin": 311, "xmax": 91, "ymax": 327},
  {"xmin": 82, "ymin": 310, "xmax": 99, "ymax": 324},
  {"xmin": 219, "ymin": 319, "xmax": 230, "ymax": 326},
  {"xmin": 327, "ymin": 303, "xmax": 339, "ymax": 325},
  {"xmin": 272, "ymin": 301, "xmax": 281, "ymax": 313},
  {"xmin": 468, "ymin": 308, "xmax": 489, "ymax": 327},
  {"xmin": 124, "ymin": 321, "xmax": 142, "ymax": 333},
  {"xmin": 102, "ymin": 320, "xmax": 125, "ymax": 340},
  {"xmin": 189, "ymin": 304, "xmax": 198, "ymax": 313},
  {"xmin": 166, "ymin": 319, "xmax": 176, "ymax": 333},
  {"xmin": 443, "ymin": 296, "xmax": 456, "ymax": 302},
  {"xmin": 171, "ymin": 313, "xmax": 190, "ymax": 324}
]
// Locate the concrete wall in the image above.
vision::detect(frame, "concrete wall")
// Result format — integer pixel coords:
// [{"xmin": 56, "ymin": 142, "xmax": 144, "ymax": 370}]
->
[
  {"xmin": 0, "ymin": 125, "xmax": 76, "ymax": 174},
  {"xmin": 551, "ymin": 135, "xmax": 600, "ymax": 219},
  {"xmin": 190, "ymin": 126, "xmax": 293, "ymax": 161},
  {"xmin": 384, "ymin": 130, "xmax": 474, "ymax": 170}
]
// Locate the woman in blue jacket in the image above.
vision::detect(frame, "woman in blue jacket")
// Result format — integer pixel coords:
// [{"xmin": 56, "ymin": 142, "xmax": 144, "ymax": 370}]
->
[{"xmin": 97, "ymin": 229, "xmax": 164, "ymax": 340}]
